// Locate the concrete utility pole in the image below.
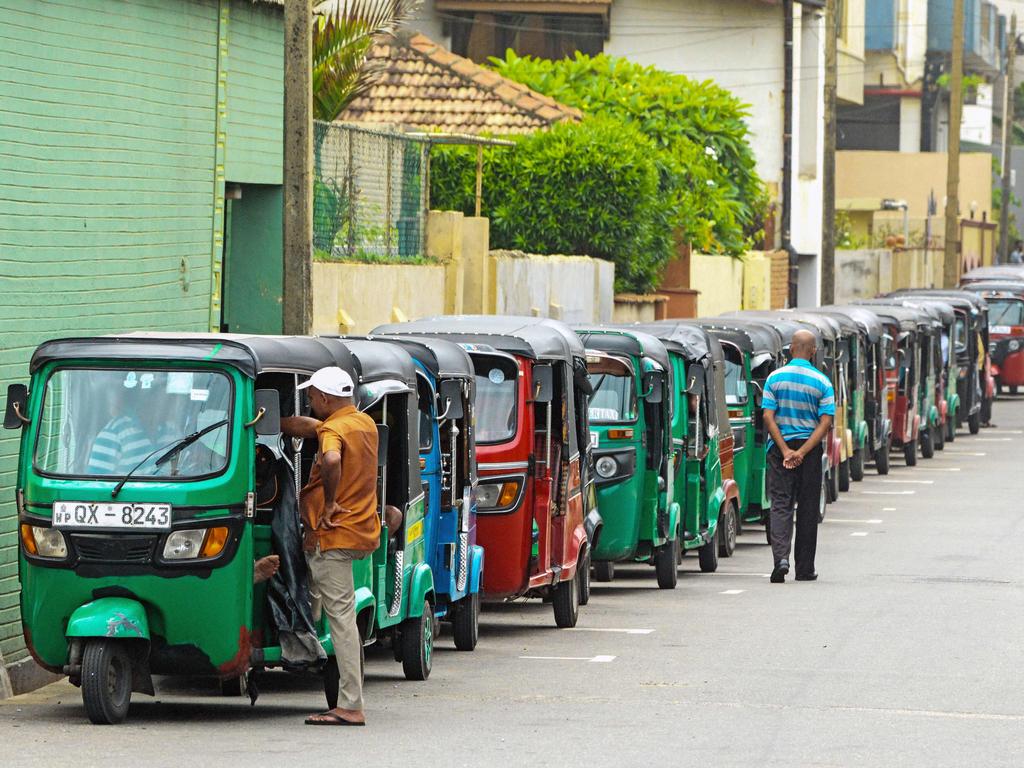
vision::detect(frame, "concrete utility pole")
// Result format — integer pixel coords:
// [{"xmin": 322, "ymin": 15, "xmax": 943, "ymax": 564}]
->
[
  {"xmin": 283, "ymin": 0, "xmax": 314, "ymax": 335},
  {"xmin": 821, "ymin": 0, "xmax": 838, "ymax": 305},
  {"xmin": 943, "ymin": 0, "xmax": 965, "ymax": 288},
  {"xmin": 999, "ymin": 13, "xmax": 1017, "ymax": 264}
]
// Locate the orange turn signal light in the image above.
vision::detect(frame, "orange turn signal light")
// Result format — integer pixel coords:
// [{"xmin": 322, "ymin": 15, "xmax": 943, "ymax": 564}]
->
[
  {"xmin": 607, "ymin": 428, "xmax": 634, "ymax": 440},
  {"xmin": 887, "ymin": 390, "xmax": 895, "ymax": 402},
  {"xmin": 497, "ymin": 481, "xmax": 520, "ymax": 507},
  {"xmin": 200, "ymin": 526, "xmax": 230, "ymax": 558},
  {"xmin": 20, "ymin": 523, "xmax": 37, "ymax": 556}
]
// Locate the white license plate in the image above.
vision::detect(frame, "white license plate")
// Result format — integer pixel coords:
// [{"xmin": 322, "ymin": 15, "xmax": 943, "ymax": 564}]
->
[
  {"xmin": 992, "ymin": 325, "xmax": 1013, "ymax": 335},
  {"xmin": 52, "ymin": 501, "xmax": 172, "ymax": 530}
]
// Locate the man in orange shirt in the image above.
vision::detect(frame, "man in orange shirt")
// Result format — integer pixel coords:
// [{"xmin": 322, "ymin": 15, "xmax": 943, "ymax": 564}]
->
[{"xmin": 282, "ymin": 367, "xmax": 380, "ymax": 726}]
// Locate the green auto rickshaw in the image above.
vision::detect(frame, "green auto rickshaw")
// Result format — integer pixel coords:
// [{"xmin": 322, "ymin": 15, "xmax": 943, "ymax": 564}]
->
[
  {"xmin": 573, "ymin": 327, "xmax": 679, "ymax": 587},
  {"xmin": 635, "ymin": 322, "xmax": 741, "ymax": 570},
  {"xmin": 698, "ymin": 319, "xmax": 784, "ymax": 534},
  {"xmin": 7, "ymin": 334, "xmax": 436, "ymax": 724}
]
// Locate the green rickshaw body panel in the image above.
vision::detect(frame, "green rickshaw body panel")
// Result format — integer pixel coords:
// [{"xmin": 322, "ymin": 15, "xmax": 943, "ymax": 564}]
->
[
  {"xmin": 18, "ymin": 360, "xmax": 255, "ymax": 676},
  {"xmin": 368, "ymin": 494, "xmax": 429, "ymax": 631},
  {"xmin": 66, "ymin": 597, "xmax": 150, "ymax": 640},
  {"xmin": 592, "ymin": 461, "xmax": 646, "ymax": 562}
]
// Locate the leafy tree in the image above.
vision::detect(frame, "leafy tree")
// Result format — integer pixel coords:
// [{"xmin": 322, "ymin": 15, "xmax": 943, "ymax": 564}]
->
[
  {"xmin": 431, "ymin": 118, "xmax": 674, "ymax": 292},
  {"xmin": 312, "ymin": 0, "xmax": 420, "ymax": 122},
  {"xmin": 489, "ymin": 52, "xmax": 769, "ymax": 254}
]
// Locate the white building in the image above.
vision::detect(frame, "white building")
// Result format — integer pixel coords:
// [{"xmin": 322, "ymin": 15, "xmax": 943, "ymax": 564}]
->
[{"xmin": 413, "ymin": 0, "xmax": 863, "ymax": 305}]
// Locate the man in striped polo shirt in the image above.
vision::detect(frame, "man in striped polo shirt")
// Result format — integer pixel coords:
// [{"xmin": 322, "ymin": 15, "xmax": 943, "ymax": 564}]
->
[{"xmin": 762, "ymin": 329, "xmax": 835, "ymax": 583}]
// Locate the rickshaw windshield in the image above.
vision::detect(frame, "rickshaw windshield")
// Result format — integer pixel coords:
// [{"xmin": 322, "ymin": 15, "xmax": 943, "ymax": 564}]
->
[
  {"xmin": 987, "ymin": 298, "xmax": 1024, "ymax": 327},
  {"xmin": 34, "ymin": 368, "xmax": 232, "ymax": 479},
  {"xmin": 721, "ymin": 349, "xmax": 747, "ymax": 406},
  {"xmin": 471, "ymin": 354, "xmax": 518, "ymax": 444},
  {"xmin": 586, "ymin": 356, "xmax": 637, "ymax": 423},
  {"xmin": 953, "ymin": 317, "xmax": 967, "ymax": 354}
]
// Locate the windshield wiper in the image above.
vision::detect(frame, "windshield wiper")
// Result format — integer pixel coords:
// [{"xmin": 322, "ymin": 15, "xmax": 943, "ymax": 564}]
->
[
  {"xmin": 110, "ymin": 419, "xmax": 229, "ymax": 498},
  {"xmin": 154, "ymin": 419, "xmax": 229, "ymax": 468}
]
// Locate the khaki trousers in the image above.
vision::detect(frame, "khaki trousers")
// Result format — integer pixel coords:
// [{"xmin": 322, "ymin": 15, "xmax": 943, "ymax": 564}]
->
[{"xmin": 306, "ymin": 548, "xmax": 366, "ymax": 711}]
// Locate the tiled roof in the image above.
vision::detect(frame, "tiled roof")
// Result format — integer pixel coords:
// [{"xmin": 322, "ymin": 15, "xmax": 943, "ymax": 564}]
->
[{"xmin": 339, "ymin": 32, "xmax": 581, "ymax": 135}]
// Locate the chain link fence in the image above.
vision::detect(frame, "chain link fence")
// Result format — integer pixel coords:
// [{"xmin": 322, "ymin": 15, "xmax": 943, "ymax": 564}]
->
[{"xmin": 314, "ymin": 121, "xmax": 429, "ymax": 263}]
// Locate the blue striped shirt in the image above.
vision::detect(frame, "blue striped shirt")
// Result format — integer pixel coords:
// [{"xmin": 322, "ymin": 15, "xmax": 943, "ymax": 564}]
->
[
  {"xmin": 762, "ymin": 358, "xmax": 835, "ymax": 448},
  {"xmin": 86, "ymin": 415, "xmax": 153, "ymax": 475}
]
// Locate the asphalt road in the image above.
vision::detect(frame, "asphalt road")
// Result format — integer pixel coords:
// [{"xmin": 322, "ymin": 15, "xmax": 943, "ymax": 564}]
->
[{"xmin": 5, "ymin": 399, "xmax": 1024, "ymax": 767}]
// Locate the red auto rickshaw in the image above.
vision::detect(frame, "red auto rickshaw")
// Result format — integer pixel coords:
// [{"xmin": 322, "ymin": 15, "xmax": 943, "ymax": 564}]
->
[
  {"xmin": 372, "ymin": 316, "xmax": 594, "ymax": 628},
  {"xmin": 965, "ymin": 282, "xmax": 1024, "ymax": 395}
]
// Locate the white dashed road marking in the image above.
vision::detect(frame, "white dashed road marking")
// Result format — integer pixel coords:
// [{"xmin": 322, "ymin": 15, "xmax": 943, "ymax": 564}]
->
[
  {"xmin": 567, "ymin": 628, "xmax": 655, "ymax": 635},
  {"xmin": 880, "ymin": 479, "xmax": 934, "ymax": 484},
  {"xmin": 519, "ymin": 655, "xmax": 618, "ymax": 663},
  {"xmin": 850, "ymin": 532, "xmax": 869, "ymax": 537},
  {"xmin": 828, "ymin": 518, "xmax": 883, "ymax": 524},
  {"xmin": 859, "ymin": 490, "xmax": 916, "ymax": 495},
  {"xmin": 720, "ymin": 589, "xmax": 745, "ymax": 595}
]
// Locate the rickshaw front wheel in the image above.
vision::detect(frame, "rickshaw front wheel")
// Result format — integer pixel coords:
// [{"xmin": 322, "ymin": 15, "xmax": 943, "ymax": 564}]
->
[
  {"xmin": 850, "ymin": 449, "xmax": 865, "ymax": 481},
  {"xmin": 452, "ymin": 591, "xmax": 480, "ymax": 652},
  {"xmin": 577, "ymin": 548, "xmax": 592, "ymax": 606},
  {"xmin": 920, "ymin": 426, "xmax": 935, "ymax": 459},
  {"xmin": 655, "ymin": 536, "xmax": 680, "ymax": 588},
  {"xmin": 592, "ymin": 561, "xmax": 615, "ymax": 582},
  {"xmin": 400, "ymin": 600, "xmax": 433, "ymax": 680},
  {"xmin": 968, "ymin": 411, "xmax": 981, "ymax": 435},
  {"xmin": 875, "ymin": 446, "xmax": 890, "ymax": 475},
  {"xmin": 81, "ymin": 639, "xmax": 132, "ymax": 725},
  {"xmin": 903, "ymin": 442, "xmax": 918, "ymax": 466}
]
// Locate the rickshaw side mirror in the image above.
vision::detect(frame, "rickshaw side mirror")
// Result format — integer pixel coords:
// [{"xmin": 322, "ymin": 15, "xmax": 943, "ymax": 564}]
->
[
  {"xmin": 252, "ymin": 389, "xmax": 281, "ymax": 436},
  {"xmin": 375, "ymin": 424, "xmax": 390, "ymax": 468},
  {"xmin": 4, "ymin": 383, "xmax": 29, "ymax": 429},
  {"xmin": 532, "ymin": 364, "xmax": 554, "ymax": 403},
  {"xmin": 642, "ymin": 371, "xmax": 664, "ymax": 404},
  {"xmin": 437, "ymin": 379, "xmax": 464, "ymax": 420}
]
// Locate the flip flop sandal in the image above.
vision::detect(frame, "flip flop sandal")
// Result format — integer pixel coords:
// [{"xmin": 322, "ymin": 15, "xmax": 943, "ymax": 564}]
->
[{"xmin": 305, "ymin": 711, "xmax": 365, "ymax": 726}]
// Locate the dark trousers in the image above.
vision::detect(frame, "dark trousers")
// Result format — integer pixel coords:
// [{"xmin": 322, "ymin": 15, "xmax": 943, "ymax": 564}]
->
[{"xmin": 767, "ymin": 439, "xmax": 822, "ymax": 576}]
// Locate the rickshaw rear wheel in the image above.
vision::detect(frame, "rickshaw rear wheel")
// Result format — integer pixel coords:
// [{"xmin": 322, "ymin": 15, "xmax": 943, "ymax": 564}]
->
[
  {"xmin": 850, "ymin": 449, "xmax": 865, "ymax": 481},
  {"xmin": 838, "ymin": 460, "xmax": 851, "ymax": 492},
  {"xmin": 592, "ymin": 561, "xmax": 615, "ymax": 582},
  {"xmin": 452, "ymin": 591, "xmax": 480, "ymax": 652},
  {"xmin": 698, "ymin": 526, "xmax": 719, "ymax": 573},
  {"xmin": 826, "ymin": 467, "xmax": 839, "ymax": 503},
  {"xmin": 920, "ymin": 426, "xmax": 935, "ymax": 459},
  {"xmin": 552, "ymin": 569, "xmax": 580, "ymax": 628},
  {"xmin": 401, "ymin": 600, "xmax": 433, "ymax": 681},
  {"xmin": 655, "ymin": 536, "xmax": 680, "ymax": 588},
  {"xmin": 718, "ymin": 505, "xmax": 737, "ymax": 559},
  {"xmin": 875, "ymin": 446, "xmax": 890, "ymax": 475},
  {"xmin": 968, "ymin": 411, "xmax": 981, "ymax": 435},
  {"xmin": 578, "ymin": 547, "xmax": 592, "ymax": 606},
  {"xmin": 81, "ymin": 639, "xmax": 132, "ymax": 725},
  {"xmin": 903, "ymin": 442, "xmax": 918, "ymax": 466}
]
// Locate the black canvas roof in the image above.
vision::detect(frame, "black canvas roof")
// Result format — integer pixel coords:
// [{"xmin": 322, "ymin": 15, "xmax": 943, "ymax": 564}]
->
[
  {"xmin": 356, "ymin": 335, "xmax": 474, "ymax": 380},
  {"xmin": 572, "ymin": 326, "xmax": 673, "ymax": 371},
  {"xmin": 962, "ymin": 282, "xmax": 1024, "ymax": 297},
  {"xmin": 812, "ymin": 306, "xmax": 884, "ymax": 342},
  {"xmin": 892, "ymin": 298, "xmax": 956, "ymax": 326},
  {"xmin": 698, "ymin": 318, "xmax": 784, "ymax": 357},
  {"xmin": 721, "ymin": 311, "xmax": 827, "ymax": 346},
  {"xmin": 888, "ymin": 289, "xmax": 988, "ymax": 314},
  {"xmin": 631, "ymin": 321, "xmax": 720, "ymax": 364},
  {"xmin": 852, "ymin": 301, "xmax": 921, "ymax": 331},
  {"xmin": 372, "ymin": 315, "xmax": 584, "ymax": 361},
  {"xmin": 319, "ymin": 338, "xmax": 416, "ymax": 386},
  {"xmin": 960, "ymin": 265, "xmax": 1024, "ymax": 283},
  {"xmin": 29, "ymin": 333, "xmax": 351, "ymax": 378}
]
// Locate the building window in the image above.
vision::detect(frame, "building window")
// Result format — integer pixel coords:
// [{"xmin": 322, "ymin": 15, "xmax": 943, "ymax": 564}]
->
[{"xmin": 449, "ymin": 12, "xmax": 604, "ymax": 63}]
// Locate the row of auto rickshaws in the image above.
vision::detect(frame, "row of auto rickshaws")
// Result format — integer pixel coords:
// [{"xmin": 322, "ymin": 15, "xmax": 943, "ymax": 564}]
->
[{"xmin": 2, "ymin": 289, "xmax": 999, "ymax": 723}]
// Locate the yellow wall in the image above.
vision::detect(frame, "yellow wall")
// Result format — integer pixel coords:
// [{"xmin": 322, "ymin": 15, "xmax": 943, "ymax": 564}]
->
[
  {"xmin": 741, "ymin": 252, "xmax": 772, "ymax": 310},
  {"xmin": 691, "ymin": 253, "xmax": 745, "ymax": 316},
  {"xmin": 837, "ymin": 151, "xmax": 993, "ymax": 230}
]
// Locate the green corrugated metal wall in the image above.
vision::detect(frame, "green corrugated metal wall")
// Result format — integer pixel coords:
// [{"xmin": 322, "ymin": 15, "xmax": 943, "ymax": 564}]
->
[{"xmin": 0, "ymin": 0, "xmax": 282, "ymax": 667}]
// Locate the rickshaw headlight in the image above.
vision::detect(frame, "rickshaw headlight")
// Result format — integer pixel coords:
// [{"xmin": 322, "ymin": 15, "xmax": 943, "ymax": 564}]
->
[
  {"xmin": 21, "ymin": 524, "xmax": 67, "ymax": 559},
  {"xmin": 595, "ymin": 456, "xmax": 618, "ymax": 478},
  {"xmin": 1009, "ymin": 340, "xmax": 1021, "ymax": 352},
  {"xmin": 476, "ymin": 480, "xmax": 520, "ymax": 510},
  {"xmin": 163, "ymin": 529, "xmax": 207, "ymax": 560}
]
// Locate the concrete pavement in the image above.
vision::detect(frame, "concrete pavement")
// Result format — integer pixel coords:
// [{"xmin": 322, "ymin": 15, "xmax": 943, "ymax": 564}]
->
[{"xmin": 5, "ymin": 400, "xmax": 1024, "ymax": 767}]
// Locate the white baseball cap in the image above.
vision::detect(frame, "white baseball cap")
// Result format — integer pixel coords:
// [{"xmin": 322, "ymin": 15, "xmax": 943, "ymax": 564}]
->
[{"xmin": 297, "ymin": 367, "xmax": 355, "ymax": 397}]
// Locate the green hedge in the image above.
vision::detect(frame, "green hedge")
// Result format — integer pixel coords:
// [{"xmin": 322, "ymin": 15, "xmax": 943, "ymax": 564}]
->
[
  {"xmin": 431, "ymin": 117, "xmax": 672, "ymax": 292},
  {"xmin": 492, "ymin": 52, "xmax": 768, "ymax": 255}
]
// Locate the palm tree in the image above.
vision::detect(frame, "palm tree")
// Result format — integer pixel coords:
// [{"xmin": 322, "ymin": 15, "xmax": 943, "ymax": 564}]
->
[{"xmin": 312, "ymin": 0, "xmax": 421, "ymax": 122}]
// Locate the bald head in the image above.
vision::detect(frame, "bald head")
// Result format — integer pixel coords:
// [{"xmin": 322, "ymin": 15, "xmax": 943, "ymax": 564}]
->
[{"xmin": 790, "ymin": 329, "xmax": 817, "ymax": 361}]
